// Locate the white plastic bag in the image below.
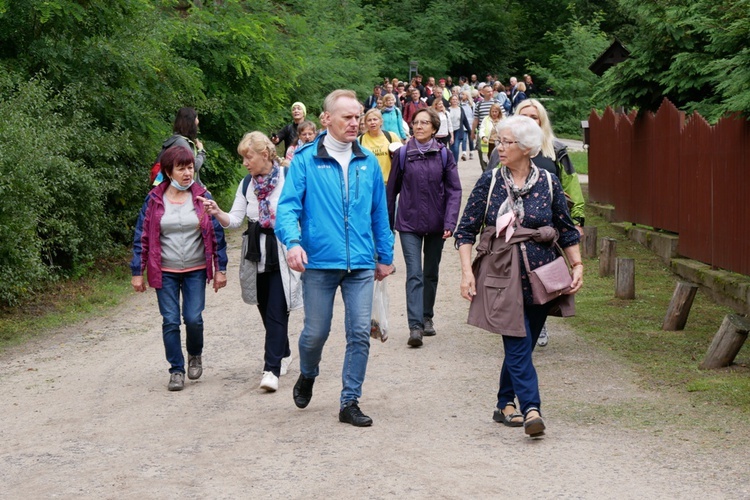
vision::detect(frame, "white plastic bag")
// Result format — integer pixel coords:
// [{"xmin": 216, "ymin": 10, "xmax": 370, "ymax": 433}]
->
[{"xmin": 370, "ymin": 278, "xmax": 390, "ymax": 343}]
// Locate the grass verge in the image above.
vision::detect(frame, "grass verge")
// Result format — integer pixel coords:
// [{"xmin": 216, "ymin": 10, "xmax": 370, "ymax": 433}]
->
[
  {"xmin": 572, "ymin": 206, "xmax": 750, "ymax": 411},
  {"xmin": 0, "ymin": 254, "xmax": 132, "ymax": 351},
  {"xmin": 569, "ymin": 150, "xmax": 588, "ymax": 174}
]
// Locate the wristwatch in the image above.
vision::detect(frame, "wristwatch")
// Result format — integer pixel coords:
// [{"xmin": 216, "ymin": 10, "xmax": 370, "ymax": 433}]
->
[
  {"xmin": 573, "ymin": 217, "xmax": 585, "ymax": 227},
  {"xmin": 218, "ymin": 270, "xmax": 227, "ymax": 275}
]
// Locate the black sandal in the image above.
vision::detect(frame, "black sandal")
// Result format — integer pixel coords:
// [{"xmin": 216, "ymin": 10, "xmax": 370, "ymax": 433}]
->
[{"xmin": 492, "ymin": 402, "xmax": 523, "ymax": 427}]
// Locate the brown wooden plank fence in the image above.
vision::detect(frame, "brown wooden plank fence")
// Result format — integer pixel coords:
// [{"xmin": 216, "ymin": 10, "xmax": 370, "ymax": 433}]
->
[{"xmin": 589, "ymin": 98, "xmax": 750, "ymax": 276}]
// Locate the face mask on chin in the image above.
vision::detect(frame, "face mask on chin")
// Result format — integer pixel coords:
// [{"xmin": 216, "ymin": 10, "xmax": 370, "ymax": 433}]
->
[{"xmin": 170, "ymin": 178, "xmax": 194, "ymax": 191}]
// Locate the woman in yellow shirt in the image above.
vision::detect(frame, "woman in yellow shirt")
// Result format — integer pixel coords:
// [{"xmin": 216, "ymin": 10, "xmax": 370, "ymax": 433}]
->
[{"xmin": 358, "ymin": 108, "xmax": 399, "ymax": 183}]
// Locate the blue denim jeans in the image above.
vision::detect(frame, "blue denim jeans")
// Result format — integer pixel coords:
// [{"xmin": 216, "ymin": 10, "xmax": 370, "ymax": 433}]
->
[
  {"xmin": 399, "ymin": 232, "xmax": 445, "ymax": 330},
  {"xmin": 460, "ymin": 129, "xmax": 473, "ymax": 154},
  {"xmin": 299, "ymin": 268, "xmax": 375, "ymax": 407},
  {"xmin": 155, "ymin": 269, "xmax": 206, "ymax": 374},
  {"xmin": 451, "ymin": 129, "xmax": 464, "ymax": 161},
  {"xmin": 496, "ymin": 303, "xmax": 551, "ymax": 415}
]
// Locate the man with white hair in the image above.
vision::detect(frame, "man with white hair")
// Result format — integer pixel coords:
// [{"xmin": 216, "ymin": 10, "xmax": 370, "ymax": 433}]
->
[{"xmin": 276, "ymin": 89, "xmax": 395, "ymax": 427}]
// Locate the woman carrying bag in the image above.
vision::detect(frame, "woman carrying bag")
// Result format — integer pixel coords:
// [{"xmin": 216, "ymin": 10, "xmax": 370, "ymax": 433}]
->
[
  {"xmin": 201, "ymin": 132, "xmax": 302, "ymax": 392},
  {"xmin": 454, "ymin": 115, "xmax": 582, "ymax": 437}
]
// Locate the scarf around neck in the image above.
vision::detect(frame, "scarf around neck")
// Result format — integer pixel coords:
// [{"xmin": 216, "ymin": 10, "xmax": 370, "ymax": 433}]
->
[
  {"xmin": 497, "ymin": 163, "xmax": 540, "ymax": 224},
  {"xmin": 414, "ymin": 137, "xmax": 439, "ymax": 154},
  {"xmin": 253, "ymin": 163, "xmax": 280, "ymax": 228}
]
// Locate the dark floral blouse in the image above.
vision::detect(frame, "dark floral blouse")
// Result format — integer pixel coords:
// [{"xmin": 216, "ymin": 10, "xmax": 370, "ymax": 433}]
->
[{"xmin": 454, "ymin": 167, "xmax": 580, "ymax": 305}]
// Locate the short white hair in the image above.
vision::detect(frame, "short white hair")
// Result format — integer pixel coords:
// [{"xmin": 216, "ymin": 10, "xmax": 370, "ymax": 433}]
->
[
  {"xmin": 496, "ymin": 115, "xmax": 543, "ymax": 157},
  {"xmin": 323, "ymin": 89, "xmax": 358, "ymax": 112}
]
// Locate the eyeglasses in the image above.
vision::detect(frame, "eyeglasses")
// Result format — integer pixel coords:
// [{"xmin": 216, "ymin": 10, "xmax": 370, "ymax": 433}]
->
[
  {"xmin": 412, "ymin": 120, "xmax": 432, "ymax": 127},
  {"xmin": 497, "ymin": 140, "xmax": 519, "ymax": 148}
]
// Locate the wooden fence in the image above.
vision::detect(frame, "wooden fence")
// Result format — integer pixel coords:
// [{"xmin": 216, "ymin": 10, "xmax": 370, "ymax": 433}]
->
[{"xmin": 588, "ymin": 98, "xmax": 750, "ymax": 276}]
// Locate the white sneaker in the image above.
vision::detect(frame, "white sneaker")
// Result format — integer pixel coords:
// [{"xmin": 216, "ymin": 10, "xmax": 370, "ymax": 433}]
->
[
  {"xmin": 537, "ymin": 325, "xmax": 549, "ymax": 347},
  {"xmin": 260, "ymin": 371, "xmax": 279, "ymax": 392},
  {"xmin": 460, "ymin": 152, "xmax": 467, "ymax": 161},
  {"xmin": 280, "ymin": 355, "xmax": 293, "ymax": 376}
]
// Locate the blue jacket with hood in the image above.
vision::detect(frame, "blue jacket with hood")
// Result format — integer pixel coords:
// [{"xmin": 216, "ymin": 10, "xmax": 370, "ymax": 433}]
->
[{"xmin": 275, "ymin": 131, "xmax": 394, "ymax": 270}]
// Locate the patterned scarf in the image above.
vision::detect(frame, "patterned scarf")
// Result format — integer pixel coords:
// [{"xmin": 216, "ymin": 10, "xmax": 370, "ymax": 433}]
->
[
  {"xmin": 496, "ymin": 163, "xmax": 540, "ymax": 223},
  {"xmin": 253, "ymin": 163, "xmax": 280, "ymax": 228}
]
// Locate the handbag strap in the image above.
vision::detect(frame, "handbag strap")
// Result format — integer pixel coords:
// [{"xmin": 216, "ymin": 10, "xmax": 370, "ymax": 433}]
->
[
  {"xmin": 483, "ymin": 168, "xmax": 498, "ymax": 227},
  {"xmin": 520, "ymin": 239, "xmax": 570, "ymax": 272},
  {"xmin": 516, "ymin": 167, "xmax": 571, "ymax": 271}
]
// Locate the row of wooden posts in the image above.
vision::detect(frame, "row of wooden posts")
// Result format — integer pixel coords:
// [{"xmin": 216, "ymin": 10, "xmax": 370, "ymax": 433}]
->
[{"xmin": 581, "ymin": 226, "xmax": 748, "ymax": 371}]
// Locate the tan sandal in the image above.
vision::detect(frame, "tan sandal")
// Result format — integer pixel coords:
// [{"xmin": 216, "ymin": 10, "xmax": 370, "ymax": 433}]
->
[{"xmin": 524, "ymin": 409, "xmax": 546, "ymax": 437}]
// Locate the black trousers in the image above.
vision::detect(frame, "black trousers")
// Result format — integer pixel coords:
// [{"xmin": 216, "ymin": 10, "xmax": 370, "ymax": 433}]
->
[{"xmin": 256, "ymin": 270, "xmax": 291, "ymax": 376}]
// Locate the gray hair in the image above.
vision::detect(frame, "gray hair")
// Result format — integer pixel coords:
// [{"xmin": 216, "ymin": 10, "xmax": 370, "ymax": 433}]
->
[
  {"xmin": 323, "ymin": 89, "xmax": 358, "ymax": 112},
  {"xmin": 496, "ymin": 115, "xmax": 543, "ymax": 157}
]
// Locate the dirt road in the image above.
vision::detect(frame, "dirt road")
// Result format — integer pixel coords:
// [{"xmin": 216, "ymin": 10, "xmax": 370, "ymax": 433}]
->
[{"xmin": 2, "ymin": 157, "xmax": 749, "ymax": 499}]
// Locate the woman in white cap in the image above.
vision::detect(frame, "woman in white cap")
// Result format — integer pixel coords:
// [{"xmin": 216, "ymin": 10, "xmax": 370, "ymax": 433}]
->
[{"xmin": 271, "ymin": 102, "xmax": 307, "ymax": 151}]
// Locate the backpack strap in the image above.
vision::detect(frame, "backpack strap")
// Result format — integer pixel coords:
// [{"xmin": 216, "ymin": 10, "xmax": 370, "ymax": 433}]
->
[
  {"xmin": 384, "ymin": 130, "xmax": 393, "ymax": 143},
  {"xmin": 399, "ymin": 143, "xmax": 449, "ymax": 172},
  {"xmin": 242, "ymin": 174, "xmax": 252, "ymax": 198}
]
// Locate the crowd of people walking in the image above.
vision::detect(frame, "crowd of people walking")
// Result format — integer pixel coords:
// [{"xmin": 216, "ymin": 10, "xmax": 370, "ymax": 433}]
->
[{"xmin": 130, "ymin": 71, "xmax": 584, "ymax": 437}]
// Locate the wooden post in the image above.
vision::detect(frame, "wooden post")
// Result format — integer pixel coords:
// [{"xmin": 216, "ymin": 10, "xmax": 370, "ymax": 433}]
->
[
  {"xmin": 700, "ymin": 314, "xmax": 750, "ymax": 369},
  {"xmin": 662, "ymin": 282, "xmax": 699, "ymax": 331},
  {"xmin": 582, "ymin": 226, "xmax": 598, "ymax": 259},
  {"xmin": 614, "ymin": 258, "xmax": 635, "ymax": 299},
  {"xmin": 599, "ymin": 237, "xmax": 617, "ymax": 277}
]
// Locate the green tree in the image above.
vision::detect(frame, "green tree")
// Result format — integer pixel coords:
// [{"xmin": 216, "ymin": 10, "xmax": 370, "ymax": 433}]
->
[
  {"xmin": 528, "ymin": 9, "xmax": 609, "ymax": 136},
  {"xmin": 596, "ymin": 0, "xmax": 750, "ymax": 120}
]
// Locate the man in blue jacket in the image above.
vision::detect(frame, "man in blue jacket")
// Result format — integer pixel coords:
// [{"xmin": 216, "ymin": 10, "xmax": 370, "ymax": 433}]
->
[{"xmin": 276, "ymin": 89, "xmax": 395, "ymax": 427}]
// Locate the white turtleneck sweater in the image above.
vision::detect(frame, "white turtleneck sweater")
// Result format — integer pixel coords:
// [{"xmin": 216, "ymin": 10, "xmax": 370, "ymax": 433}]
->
[{"xmin": 324, "ymin": 134, "xmax": 353, "ymax": 196}]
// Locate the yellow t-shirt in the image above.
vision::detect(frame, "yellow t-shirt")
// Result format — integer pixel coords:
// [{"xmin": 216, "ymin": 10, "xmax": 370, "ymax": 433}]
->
[{"xmin": 359, "ymin": 132, "xmax": 392, "ymax": 183}]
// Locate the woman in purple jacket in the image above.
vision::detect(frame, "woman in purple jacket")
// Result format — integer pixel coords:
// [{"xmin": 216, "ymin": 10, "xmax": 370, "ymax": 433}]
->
[
  {"xmin": 131, "ymin": 146, "xmax": 228, "ymax": 392},
  {"xmin": 387, "ymin": 108, "xmax": 462, "ymax": 348}
]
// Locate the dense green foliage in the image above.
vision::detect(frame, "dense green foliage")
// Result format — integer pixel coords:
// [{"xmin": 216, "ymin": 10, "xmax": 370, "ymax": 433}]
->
[
  {"xmin": 528, "ymin": 12, "xmax": 609, "ymax": 136},
  {"xmin": 596, "ymin": 0, "xmax": 750, "ymax": 120},
  {"xmin": 1, "ymin": 0, "xmax": 748, "ymax": 305}
]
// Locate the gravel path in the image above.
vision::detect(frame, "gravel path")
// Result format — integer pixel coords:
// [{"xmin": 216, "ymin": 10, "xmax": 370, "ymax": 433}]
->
[{"xmin": 2, "ymin": 156, "xmax": 749, "ymax": 499}]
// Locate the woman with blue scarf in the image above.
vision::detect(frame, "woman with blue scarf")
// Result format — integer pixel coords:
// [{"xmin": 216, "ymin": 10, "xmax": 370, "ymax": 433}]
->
[
  {"xmin": 381, "ymin": 93, "xmax": 408, "ymax": 142},
  {"xmin": 201, "ymin": 132, "xmax": 303, "ymax": 393}
]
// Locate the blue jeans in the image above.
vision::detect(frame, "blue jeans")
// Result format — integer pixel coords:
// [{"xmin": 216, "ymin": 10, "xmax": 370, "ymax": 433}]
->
[
  {"xmin": 155, "ymin": 269, "xmax": 206, "ymax": 374},
  {"xmin": 399, "ymin": 232, "xmax": 445, "ymax": 330},
  {"xmin": 496, "ymin": 303, "xmax": 551, "ymax": 415},
  {"xmin": 460, "ymin": 129, "xmax": 473, "ymax": 154},
  {"xmin": 451, "ymin": 129, "xmax": 464, "ymax": 160},
  {"xmin": 299, "ymin": 268, "xmax": 375, "ymax": 407}
]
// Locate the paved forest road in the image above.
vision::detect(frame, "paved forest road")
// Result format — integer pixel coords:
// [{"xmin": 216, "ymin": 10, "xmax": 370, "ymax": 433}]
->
[{"xmin": 2, "ymin": 155, "xmax": 749, "ymax": 499}]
